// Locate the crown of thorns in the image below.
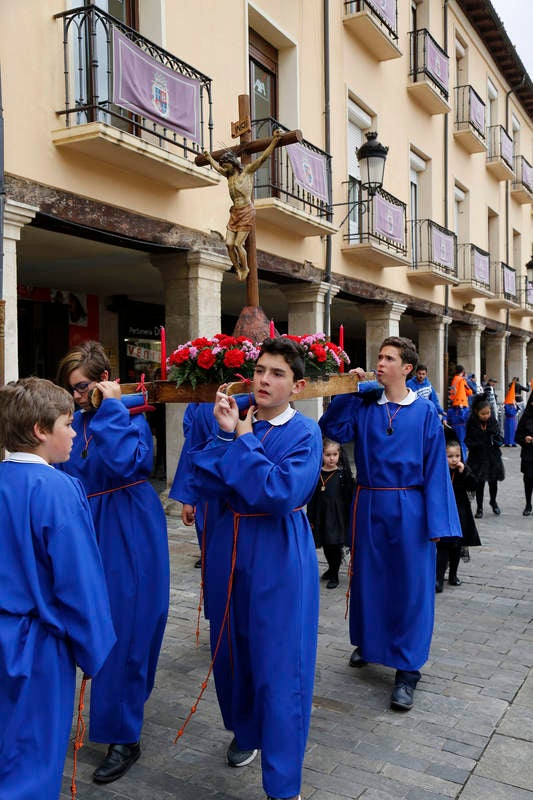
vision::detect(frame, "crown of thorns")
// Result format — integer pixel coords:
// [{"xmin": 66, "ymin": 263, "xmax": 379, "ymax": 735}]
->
[{"xmin": 218, "ymin": 150, "xmax": 243, "ymax": 169}]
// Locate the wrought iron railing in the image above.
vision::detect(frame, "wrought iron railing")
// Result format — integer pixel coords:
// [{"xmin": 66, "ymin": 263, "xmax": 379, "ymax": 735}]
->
[
  {"xmin": 490, "ymin": 261, "xmax": 518, "ymax": 303},
  {"xmin": 343, "ymin": 182, "xmax": 407, "ymax": 254},
  {"xmin": 457, "ymin": 243, "xmax": 491, "ymax": 291},
  {"xmin": 454, "ymin": 85, "xmax": 485, "ymax": 139},
  {"xmin": 343, "ymin": 0, "xmax": 398, "ymax": 39},
  {"xmin": 486, "ymin": 125, "xmax": 514, "ymax": 171},
  {"xmin": 521, "ymin": 276, "xmax": 533, "ymax": 312},
  {"xmin": 54, "ymin": 5, "xmax": 213, "ymax": 160},
  {"xmin": 251, "ymin": 118, "xmax": 332, "ymax": 219},
  {"xmin": 409, "ymin": 219, "xmax": 457, "ymax": 277},
  {"xmin": 513, "ymin": 155, "xmax": 533, "ymax": 194},
  {"xmin": 409, "ymin": 29, "xmax": 449, "ymax": 99}
]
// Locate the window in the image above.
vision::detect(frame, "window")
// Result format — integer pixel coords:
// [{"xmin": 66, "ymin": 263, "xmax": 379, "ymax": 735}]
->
[
  {"xmin": 453, "ymin": 184, "xmax": 468, "ymax": 244},
  {"xmin": 249, "ymin": 30, "xmax": 278, "ymax": 199},
  {"xmin": 347, "ymin": 100, "xmax": 372, "ymax": 237},
  {"xmin": 487, "ymin": 78, "xmax": 498, "ymax": 129},
  {"xmin": 410, "ymin": 150, "xmax": 427, "ymax": 264},
  {"xmin": 455, "ymin": 35, "xmax": 467, "ymax": 86}
]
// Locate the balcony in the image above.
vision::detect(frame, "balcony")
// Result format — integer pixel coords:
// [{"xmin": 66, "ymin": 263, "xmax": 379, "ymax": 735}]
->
[
  {"xmin": 511, "ymin": 156, "xmax": 533, "ymax": 204},
  {"xmin": 519, "ymin": 277, "xmax": 533, "ymax": 316},
  {"xmin": 485, "ymin": 262, "xmax": 519, "ymax": 309},
  {"xmin": 407, "ymin": 29, "xmax": 450, "ymax": 115},
  {"xmin": 341, "ymin": 185, "xmax": 409, "ymax": 267},
  {"xmin": 453, "ymin": 244, "xmax": 492, "ymax": 298},
  {"xmin": 453, "ymin": 85, "xmax": 486, "ymax": 154},
  {"xmin": 53, "ymin": 5, "xmax": 218, "ymax": 189},
  {"xmin": 486, "ymin": 126, "xmax": 514, "ymax": 181},
  {"xmin": 251, "ymin": 118, "xmax": 337, "ymax": 237},
  {"xmin": 408, "ymin": 219, "xmax": 457, "ymax": 285},
  {"xmin": 342, "ymin": 0, "xmax": 401, "ymax": 61}
]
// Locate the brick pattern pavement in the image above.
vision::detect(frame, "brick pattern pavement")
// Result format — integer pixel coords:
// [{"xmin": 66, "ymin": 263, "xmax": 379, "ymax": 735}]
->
[{"xmin": 61, "ymin": 447, "xmax": 533, "ymax": 799}]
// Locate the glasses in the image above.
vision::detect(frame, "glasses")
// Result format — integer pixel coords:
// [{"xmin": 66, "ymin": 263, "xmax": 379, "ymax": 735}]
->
[{"xmin": 69, "ymin": 381, "xmax": 92, "ymax": 395}]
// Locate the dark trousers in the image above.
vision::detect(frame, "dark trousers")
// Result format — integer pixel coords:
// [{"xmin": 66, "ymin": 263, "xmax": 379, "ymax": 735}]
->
[
  {"xmin": 323, "ymin": 543, "xmax": 343, "ymax": 577},
  {"xmin": 476, "ymin": 480, "xmax": 498, "ymax": 509},
  {"xmin": 395, "ymin": 669, "xmax": 421, "ymax": 688},
  {"xmin": 524, "ymin": 475, "xmax": 533, "ymax": 507},
  {"xmin": 436, "ymin": 540, "xmax": 461, "ymax": 582}
]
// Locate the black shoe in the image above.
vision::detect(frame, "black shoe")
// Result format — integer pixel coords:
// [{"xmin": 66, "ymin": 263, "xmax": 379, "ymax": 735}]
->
[
  {"xmin": 349, "ymin": 647, "xmax": 367, "ymax": 668},
  {"xmin": 435, "ymin": 579, "xmax": 444, "ymax": 593},
  {"xmin": 321, "ymin": 568, "xmax": 332, "ymax": 581},
  {"xmin": 524, "ymin": 505, "xmax": 532, "ymax": 517},
  {"xmin": 93, "ymin": 743, "xmax": 141, "ymax": 783},
  {"xmin": 226, "ymin": 737, "xmax": 258, "ymax": 768},
  {"xmin": 326, "ymin": 576, "xmax": 339, "ymax": 589},
  {"xmin": 491, "ymin": 503, "xmax": 501, "ymax": 515},
  {"xmin": 448, "ymin": 575, "xmax": 462, "ymax": 586},
  {"xmin": 475, "ymin": 508, "xmax": 483, "ymax": 519},
  {"xmin": 194, "ymin": 557, "xmax": 202, "ymax": 568},
  {"xmin": 390, "ymin": 683, "xmax": 414, "ymax": 711}
]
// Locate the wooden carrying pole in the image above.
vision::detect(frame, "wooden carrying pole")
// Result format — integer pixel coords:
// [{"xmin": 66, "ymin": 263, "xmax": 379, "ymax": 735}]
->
[{"xmin": 90, "ymin": 373, "xmax": 376, "ymax": 408}]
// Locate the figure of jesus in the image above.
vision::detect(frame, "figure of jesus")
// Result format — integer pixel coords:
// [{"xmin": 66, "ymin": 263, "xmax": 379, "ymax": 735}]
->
[{"xmin": 202, "ymin": 129, "xmax": 283, "ymax": 281}]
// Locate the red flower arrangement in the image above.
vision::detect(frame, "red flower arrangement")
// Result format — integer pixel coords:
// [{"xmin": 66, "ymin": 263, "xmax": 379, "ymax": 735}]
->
[{"xmin": 167, "ymin": 332, "xmax": 349, "ymax": 388}]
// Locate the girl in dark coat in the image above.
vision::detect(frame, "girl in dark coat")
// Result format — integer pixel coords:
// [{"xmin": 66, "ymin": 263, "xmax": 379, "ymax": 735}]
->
[
  {"xmin": 514, "ymin": 392, "xmax": 533, "ymax": 516},
  {"xmin": 307, "ymin": 438, "xmax": 355, "ymax": 589},
  {"xmin": 436, "ymin": 439, "xmax": 481, "ymax": 592},
  {"xmin": 465, "ymin": 395, "xmax": 505, "ymax": 518}
]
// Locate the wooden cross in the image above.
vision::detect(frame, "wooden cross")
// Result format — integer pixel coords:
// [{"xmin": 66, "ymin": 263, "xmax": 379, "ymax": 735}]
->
[{"xmin": 195, "ymin": 94, "xmax": 302, "ymax": 316}]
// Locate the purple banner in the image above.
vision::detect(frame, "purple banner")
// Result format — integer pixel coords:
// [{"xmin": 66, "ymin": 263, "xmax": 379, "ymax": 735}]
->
[
  {"xmin": 426, "ymin": 35, "xmax": 449, "ymax": 91},
  {"xmin": 500, "ymin": 128, "xmax": 513, "ymax": 168},
  {"xmin": 431, "ymin": 225, "xmax": 454, "ymax": 269},
  {"xmin": 527, "ymin": 281, "xmax": 533, "ymax": 306},
  {"xmin": 469, "ymin": 88, "xmax": 485, "ymax": 135},
  {"xmin": 286, "ymin": 143, "xmax": 329, "ymax": 203},
  {"xmin": 473, "ymin": 248, "xmax": 489, "ymax": 283},
  {"xmin": 112, "ymin": 28, "xmax": 201, "ymax": 143},
  {"xmin": 366, "ymin": 0, "xmax": 396, "ymax": 32},
  {"xmin": 521, "ymin": 158, "xmax": 533, "ymax": 192},
  {"xmin": 503, "ymin": 266, "xmax": 516, "ymax": 296},
  {"xmin": 373, "ymin": 194, "xmax": 405, "ymax": 245}
]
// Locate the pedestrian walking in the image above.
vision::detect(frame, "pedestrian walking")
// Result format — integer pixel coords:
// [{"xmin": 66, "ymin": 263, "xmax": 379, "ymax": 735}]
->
[
  {"xmin": 514, "ymin": 391, "xmax": 533, "ymax": 516},
  {"xmin": 465, "ymin": 395, "xmax": 505, "ymax": 518},
  {"xmin": 503, "ymin": 380, "xmax": 519, "ymax": 446},
  {"xmin": 448, "ymin": 364, "xmax": 473, "ymax": 457}
]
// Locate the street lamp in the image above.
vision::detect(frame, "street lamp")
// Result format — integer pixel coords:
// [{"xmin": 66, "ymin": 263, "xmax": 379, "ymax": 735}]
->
[{"xmin": 356, "ymin": 131, "xmax": 389, "ymax": 197}]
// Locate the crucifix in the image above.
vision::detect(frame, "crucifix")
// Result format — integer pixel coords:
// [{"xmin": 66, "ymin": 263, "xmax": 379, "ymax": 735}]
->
[{"xmin": 195, "ymin": 94, "xmax": 302, "ymax": 339}]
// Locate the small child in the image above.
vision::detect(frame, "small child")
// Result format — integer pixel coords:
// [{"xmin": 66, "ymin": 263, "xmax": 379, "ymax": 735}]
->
[
  {"xmin": 465, "ymin": 395, "xmax": 505, "ymax": 517},
  {"xmin": 436, "ymin": 440, "xmax": 481, "ymax": 592},
  {"xmin": 307, "ymin": 438, "xmax": 355, "ymax": 589},
  {"xmin": 0, "ymin": 378, "xmax": 116, "ymax": 800}
]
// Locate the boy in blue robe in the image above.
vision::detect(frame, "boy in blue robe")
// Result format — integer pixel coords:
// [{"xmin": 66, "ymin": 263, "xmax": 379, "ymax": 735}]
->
[
  {"xmin": 190, "ymin": 337, "xmax": 322, "ymax": 800},
  {"xmin": 56, "ymin": 341, "xmax": 170, "ymax": 784},
  {"xmin": 0, "ymin": 377, "xmax": 116, "ymax": 800},
  {"xmin": 320, "ymin": 337, "xmax": 460, "ymax": 711}
]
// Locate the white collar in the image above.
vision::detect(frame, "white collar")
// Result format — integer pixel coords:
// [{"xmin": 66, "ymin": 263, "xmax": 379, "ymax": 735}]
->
[
  {"xmin": 252, "ymin": 405, "xmax": 297, "ymax": 426},
  {"xmin": 377, "ymin": 388, "xmax": 417, "ymax": 406},
  {"xmin": 4, "ymin": 452, "xmax": 51, "ymax": 466}
]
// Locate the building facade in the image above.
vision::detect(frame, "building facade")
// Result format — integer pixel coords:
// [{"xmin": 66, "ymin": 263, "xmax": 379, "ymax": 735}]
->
[{"xmin": 2, "ymin": 0, "xmax": 533, "ymax": 476}]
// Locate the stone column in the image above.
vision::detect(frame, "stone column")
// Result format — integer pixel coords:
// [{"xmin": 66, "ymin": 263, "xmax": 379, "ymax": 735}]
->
[
  {"xmin": 454, "ymin": 321, "xmax": 484, "ymax": 381},
  {"xmin": 152, "ymin": 249, "xmax": 231, "ymax": 489},
  {"xmin": 283, "ymin": 281, "xmax": 340, "ymax": 421},
  {"xmin": 359, "ymin": 302, "xmax": 407, "ymax": 370},
  {"xmin": 3, "ymin": 200, "xmax": 39, "ymax": 381},
  {"xmin": 413, "ymin": 315, "xmax": 452, "ymax": 403},
  {"xmin": 485, "ymin": 331, "xmax": 509, "ymax": 399},
  {"xmin": 508, "ymin": 334, "xmax": 530, "ymax": 386}
]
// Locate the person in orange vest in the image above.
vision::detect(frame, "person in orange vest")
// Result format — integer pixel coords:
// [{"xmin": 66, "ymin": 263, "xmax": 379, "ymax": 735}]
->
[
  {"xmin": 448, "ymin": 365, "xmax": 473, "ymax": 457},
  {"xmin": 504, "ymin": 380, "xmax": 519, "ymax": 446}
]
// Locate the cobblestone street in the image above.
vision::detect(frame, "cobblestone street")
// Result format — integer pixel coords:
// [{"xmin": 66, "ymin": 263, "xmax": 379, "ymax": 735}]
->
[{"xmin": 62, "ymin": 446, "xmax": 533, "ymax": 800}]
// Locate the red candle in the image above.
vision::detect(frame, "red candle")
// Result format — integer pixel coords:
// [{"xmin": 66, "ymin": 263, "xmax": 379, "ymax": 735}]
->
[
  {"xmin": 339, "ymin": 324, "xmax": 344, "ymax": 373},
  {"xmin": 160, "ymin": 325, "xmax": 167, "ymax": 380},
  {"xmin": 269, "ymin": 319, "xmax": 275, "ymax": 338}
]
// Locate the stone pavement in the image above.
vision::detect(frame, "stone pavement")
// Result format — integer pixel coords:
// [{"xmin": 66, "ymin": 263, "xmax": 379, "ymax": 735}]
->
[{"xmin": 62, "ymin": 446, "xmax": 533, "ymax": 799}]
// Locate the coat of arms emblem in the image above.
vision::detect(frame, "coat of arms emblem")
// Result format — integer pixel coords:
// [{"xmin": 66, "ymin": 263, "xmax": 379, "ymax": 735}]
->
[{"xmin": 152, "ymin": 72, "xmax": 169, "ymax": 118}]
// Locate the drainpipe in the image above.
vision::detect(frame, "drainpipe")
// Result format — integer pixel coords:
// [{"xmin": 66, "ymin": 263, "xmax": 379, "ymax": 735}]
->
[
  {"xmin": 323, "ymin": 0, "xmax": 333, "ymax": 337},
  {"xmin": 443, "ymin": 0, "xmax": 449, "ymax": 408}
]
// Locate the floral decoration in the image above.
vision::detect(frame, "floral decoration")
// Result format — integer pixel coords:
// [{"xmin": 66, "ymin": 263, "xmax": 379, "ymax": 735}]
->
[{"xmin": 167, "ymin": 332, "xmax": 350, "ymax": 388}]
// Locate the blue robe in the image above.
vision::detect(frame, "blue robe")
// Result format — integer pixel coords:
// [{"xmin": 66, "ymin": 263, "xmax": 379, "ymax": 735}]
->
[
  {"xmin": 58, "ymin": 398, "xmax": 169, "ymax": 743},
  {"xmin": 504, "ymin": 403, "xmax": 518, "ymax": 445},
  {"xmin": 320, "ymin": 389, "xmax": 460, "ymax": 672},
  {"xmin": 0, "ymin": 458, "xmax": 116, "ymax": 800},
  {"xmin": 191, "ymin": 409, "xmax": 322, "ymax": 799}
]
